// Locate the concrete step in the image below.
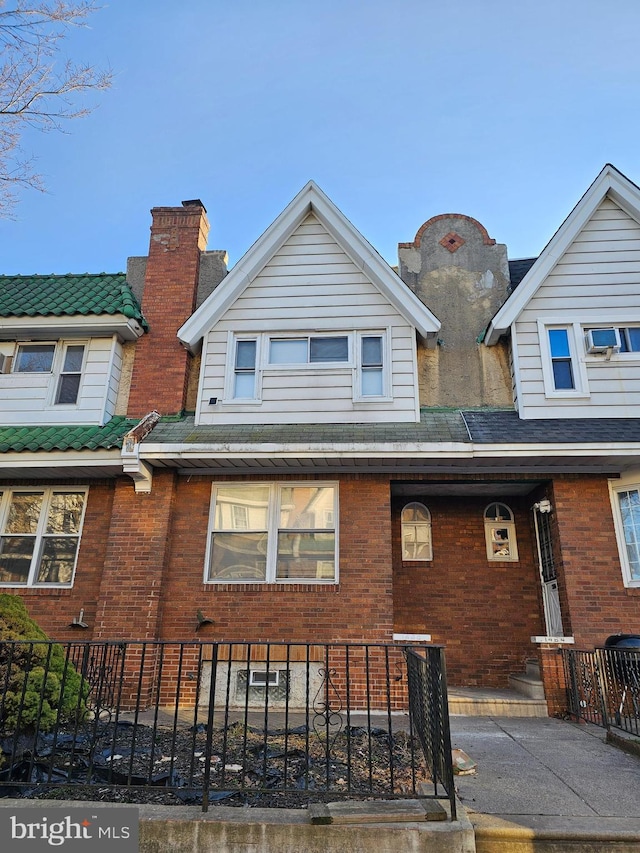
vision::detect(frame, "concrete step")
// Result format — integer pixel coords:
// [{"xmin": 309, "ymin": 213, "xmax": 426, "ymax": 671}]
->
[
  {"xmin": 508, "ymin": 672, "xmax": 546, "ymax": 701},
  {"xmin": 448, "ymin": 687, "xmax": 548, "ymax": 717}
]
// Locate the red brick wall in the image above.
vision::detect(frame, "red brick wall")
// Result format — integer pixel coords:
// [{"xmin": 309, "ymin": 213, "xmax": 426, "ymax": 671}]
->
[
  {"xmin": 127, "ymin": 204, "xmax": 209, "ymax": 418},
  {"xmin": 393, "ymin": 495, "xmax": 544, "ymax": 688},
  {"xmin": 157, "ymin": 474, "xmax": 394, "ymax": 643},
  {"xmin": 93, "ymin": 470, "xmax": 178, "ymax": 641},
  {"xmin": 551, "ymin": 475, "xmax": 640, "ymax": 647}
]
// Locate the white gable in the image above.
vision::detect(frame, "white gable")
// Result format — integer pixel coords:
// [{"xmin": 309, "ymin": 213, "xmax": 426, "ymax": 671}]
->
[
  {"xmin": 486, "ymin": 165, "xmax": 640, "ymax": 344},
  {"xmin": 195, "ymin": 211, "xmax": 424, "ymax": 424},
  {"xmin": 178, "ymin": 181, "xmax": 440, "ymax": 350},
  {"xmin": 491, "ymin": 166, "xmax": 640, "ymax": 419}
]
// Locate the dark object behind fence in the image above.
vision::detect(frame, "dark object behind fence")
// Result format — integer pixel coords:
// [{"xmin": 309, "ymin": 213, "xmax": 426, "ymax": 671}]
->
[{"xmin": 563, "ymin": 640, "xmax": 640, "ymax": 735}]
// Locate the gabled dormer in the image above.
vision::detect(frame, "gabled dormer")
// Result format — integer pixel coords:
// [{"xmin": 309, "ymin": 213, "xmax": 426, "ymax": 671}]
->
[
  {"xmin": 0, "ymin": 273, "xmax": 146, "ymax": 426},
  {"xmin": 179, "ymin": 182, "xmax": 440, "ymax": 425},
  {"xmin": 485, "ymin": 165, "xmax": 640, "ymax": 419}
]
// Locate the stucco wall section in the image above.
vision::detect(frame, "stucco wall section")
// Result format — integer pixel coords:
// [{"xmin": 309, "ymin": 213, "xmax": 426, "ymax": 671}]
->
[{"xmin": 400, "ymin": 214, "xmax": 513, "ymax": 408}]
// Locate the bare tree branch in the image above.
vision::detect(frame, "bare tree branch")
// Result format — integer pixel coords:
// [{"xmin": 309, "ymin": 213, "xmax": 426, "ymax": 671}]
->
[{"xmin": 0, "ymin": 1, "xmax": 112, "ymax": 216}]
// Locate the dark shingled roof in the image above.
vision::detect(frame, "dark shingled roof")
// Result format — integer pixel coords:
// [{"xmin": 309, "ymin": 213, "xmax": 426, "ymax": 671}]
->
[
  {"xmin": 0, "ymin": 418, "xmax": 141, "ymax": 453},
  {"xmin": 508, "ymin": 258, "xmax": 537, "ymax": 290},
  {"xmin": 147, "ymin": 411, "xmax": 471, "ymax": 445},
  {"xmin": 0, "ymin": 273, "xmax": 147, "ymax": 328},
  {"xmin": 462, "ymin": 410, "xmax": 640, "ymax": 444}
]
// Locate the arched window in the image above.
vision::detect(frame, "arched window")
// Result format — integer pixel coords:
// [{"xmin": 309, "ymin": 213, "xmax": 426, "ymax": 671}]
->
[
  {"xmin": 401, "ymin": 502, "xmax": 432, "ymax": 561},
  {"xmin": 484, "ymin": 502, "xmax": 518, "ymax": 561}
]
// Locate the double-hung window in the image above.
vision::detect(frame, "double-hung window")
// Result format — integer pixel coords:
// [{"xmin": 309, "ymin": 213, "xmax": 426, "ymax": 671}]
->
[
  {"xmin": 233, "ymin": 338, "xmax": 258, "ymax": 400},
  {"xmin": 0, "ymin": 489, "xmax": 87, "ymax": 586},
  {"xmin": 13, "ymin": 341, "xmax": 86, "ymax": 405},
  {"xmin": 206, "ymin": 483, "xmax": 338, "ymax": 583},
  {"xmin": 539, "ymin": 322, "xmax": 588, "ymax": 397},
  {"xmin": 56, "ymin": 344, "xmax": 85, "ymax": 404},
  {"xmin": 548, "ymin": 329, "xmax": 574, "ymax": 390}
]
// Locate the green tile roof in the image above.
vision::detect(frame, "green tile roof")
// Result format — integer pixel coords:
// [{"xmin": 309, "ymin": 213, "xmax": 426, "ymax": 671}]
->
[
  {"xmin": 0, "ymin": 417, "xmax": 140, "ymax": 453},
  {"xmin": 0, "ymin": 273, "xmax": 147, "ymax": 328}
]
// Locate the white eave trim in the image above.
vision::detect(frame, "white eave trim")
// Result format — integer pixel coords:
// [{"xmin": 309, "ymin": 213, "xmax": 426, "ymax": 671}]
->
[
  {"xmin": 136, "ymin": 439, "xmax": 640, "ymax": 462},
  {"xmin": 0, "ymin": 314, "xmax": 145, "ymax": 341},
  {"xmin": 485, "ymin": 164, "xmax": 640, "ymax": 345},
  {"xmin": 178, "ymin": 181, "xmax": 440, "ymax": 350},
  {"xmin": 0, "ymin": 449, "xmax": 124, "ymax": 469}
]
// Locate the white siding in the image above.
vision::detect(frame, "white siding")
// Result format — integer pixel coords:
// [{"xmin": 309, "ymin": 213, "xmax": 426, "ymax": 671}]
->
[
  {"xmin": 197, "ymin": 213, "xmax": 420, "ymax": 424},
  {"xmin": 515, "ymin": 197, "xmax": 640, "ymax": 418},
  {"xmin": 0, "ymin": 336, "xmax": 121, "ymax": 426}
]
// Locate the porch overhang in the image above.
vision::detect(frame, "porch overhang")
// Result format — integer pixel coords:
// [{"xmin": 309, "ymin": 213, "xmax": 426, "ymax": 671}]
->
[{"xmin": 134, "ymin": 440, "xmax": 640, "ymax": 477}]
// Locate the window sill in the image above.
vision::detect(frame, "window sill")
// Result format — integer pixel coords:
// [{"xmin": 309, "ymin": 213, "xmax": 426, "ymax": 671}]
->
[{"xmin": 204, "ymin": 582, "xmax": 340, "ymax": 592}]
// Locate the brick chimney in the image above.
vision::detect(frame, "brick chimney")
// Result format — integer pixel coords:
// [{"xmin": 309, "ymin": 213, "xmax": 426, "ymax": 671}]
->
[{"xmin": 127, "ymin": 200, "xmax": 209, "ymax": 417}]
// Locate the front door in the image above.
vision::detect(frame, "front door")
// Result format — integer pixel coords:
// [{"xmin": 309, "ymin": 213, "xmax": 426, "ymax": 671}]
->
[{"xmin": 533, "ymin": 502, "xmax": 564, "ymax": 637}]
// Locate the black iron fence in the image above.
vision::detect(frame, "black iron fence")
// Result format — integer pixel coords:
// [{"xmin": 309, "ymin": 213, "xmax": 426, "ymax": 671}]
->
[
  {"xmin": 0, "ymin": 640, "xmax": 456, "ymax": 816},
  {"xmin": 563, "ymin": 647, "xmax": 640, "ymax": 735}
]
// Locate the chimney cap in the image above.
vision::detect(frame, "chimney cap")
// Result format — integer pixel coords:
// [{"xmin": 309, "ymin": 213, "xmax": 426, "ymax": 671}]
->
[{"xmin": 182, "ymin": 198, "xmax": 207, "ymax": 212}]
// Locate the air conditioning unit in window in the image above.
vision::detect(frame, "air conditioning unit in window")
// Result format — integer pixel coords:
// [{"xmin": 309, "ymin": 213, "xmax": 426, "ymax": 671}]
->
[{"xmin": 585, "ymin": 328, "xmax": 620, "ymax": 354}]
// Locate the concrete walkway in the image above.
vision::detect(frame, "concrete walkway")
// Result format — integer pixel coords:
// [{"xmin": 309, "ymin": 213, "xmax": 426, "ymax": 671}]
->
[{"xmin": 450, "ymin": 715, "xmax": 640, "ymax": 850}]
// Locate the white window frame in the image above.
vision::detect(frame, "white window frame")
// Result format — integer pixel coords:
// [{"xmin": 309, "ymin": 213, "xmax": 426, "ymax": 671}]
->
[
  {"xmin": 400, "ymin": 502, "xmax": 433, "ymax": 561},
  {"xmin": 353, "ymin": 330, "xmax": 391, "ymax": 401},
  {"xmin": 484, "ymin": 502, "xmax": 519, "ymax": 562},
  {"xmin": 10, "ymin": 340, "xmax": 88, "ymax": 408},
  {"xmin": 205, "ymin": 482, "xmax": 339, "ymax": 584},
  {"xmin": 609, "ymin": 471, "xmax": 640, "ymax": 588},
  {"xmin": 224, "ymin": 334, "xmax": 262, "ymax": 403},
  {"xmin": 538, "ymin": 321, "xmax": 589, "ymax": 398},
  {"xmin": 223, "ymin": 330, "xmax": 391, "ymax": 405},
  {"xmin": 0, "ymin": 487, "xmax": 88, "ymax": 588},
  {"xmin": 267, "ymin": 333, "xmax": 351, "ymax": 367},
  {"xmin": 52, "ymin": 342, "xmax": 87, "ymax": 406}
]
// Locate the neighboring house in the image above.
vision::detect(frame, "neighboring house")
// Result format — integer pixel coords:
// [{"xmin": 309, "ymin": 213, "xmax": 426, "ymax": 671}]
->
[{"xmin": 1, "ymin": 165, "xmax": 640, "ymax": 714}]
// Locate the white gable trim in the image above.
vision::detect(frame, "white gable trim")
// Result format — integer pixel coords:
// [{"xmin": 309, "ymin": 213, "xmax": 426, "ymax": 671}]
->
[
  {"xmin": 485, "ymin": 165, "xmax": 640, "ymax": 345},
  {"xmin": 178, "ymin": 182, "xmax": 440, "ymax": 351}
]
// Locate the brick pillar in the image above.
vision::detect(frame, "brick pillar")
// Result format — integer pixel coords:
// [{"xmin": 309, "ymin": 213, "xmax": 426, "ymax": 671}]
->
[
  {"xmin": 94, "ymin": 469, "xmax": 177, "ymax": 642},
  {"xmin": 127, "ymin": 200, "xmax": 209, "ymax": 418}
]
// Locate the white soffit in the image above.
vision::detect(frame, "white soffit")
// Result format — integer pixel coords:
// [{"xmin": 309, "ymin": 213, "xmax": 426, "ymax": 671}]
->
[
  {"xmin": 485, "ymin": 164, "xmax": 640, "ymax": 345},
  {"xmin": 178, "ymin": 181, "xmax": 441, "ymax": 350}
]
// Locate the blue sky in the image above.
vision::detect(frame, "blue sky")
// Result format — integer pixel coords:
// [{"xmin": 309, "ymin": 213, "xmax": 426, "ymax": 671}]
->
[{"xmin": 2, "ymin": 0, "xmax": 640, "ymax": 275}]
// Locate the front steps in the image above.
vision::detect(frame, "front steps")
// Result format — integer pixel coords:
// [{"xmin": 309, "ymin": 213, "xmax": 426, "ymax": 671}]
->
[{"xmin": 449, "ymin": 661, "xmax": 548, "ymax": 717}]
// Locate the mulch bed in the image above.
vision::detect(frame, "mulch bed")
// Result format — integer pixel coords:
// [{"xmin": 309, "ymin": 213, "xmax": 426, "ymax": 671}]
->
[{"xmin": 0, "ymin": 720, "xmax": 430, "ymax": 809}]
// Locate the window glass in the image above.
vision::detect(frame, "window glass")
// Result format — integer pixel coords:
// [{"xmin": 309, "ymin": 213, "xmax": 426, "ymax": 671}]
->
[
  {"xmin": 62, "ymin": 345, "xmax": 84, "ymax": 373},
  {"xmin": 309, "ymin": 336, "xmax": 348, "ymax": 362},
  {"xmin": 362, "ymin": 336, "xmax": 382, "ymax": 366},
  {"xmin": 14, "ymin": 344, "xmax": 55, "ymax": 373},
  {"xmin": 0, "ymin": 490, "xmax": 85, "ymax": 586},
  {"xmin": 484, "ymin": 503, "xmax": 518, "ymax": 560},
  {"xmin": 548, "ymin": 329, "xmax": 574, "ymax": 390},
  {"xmin": 46, "ymin": 492, "xmax": 84, "ymax": 534},
  {"xmin": 621, "ymin": 328, "xmax": 640, "ymax": 353},
  {"xmin": 6, "ymin": 492, "xmax": 43, "ymax": 533},
  {"xmin": 56, "ymin": 374, "xmax": 81, "ymax": 404},
  {"xmin": 208, "ymin": 484, "xmax": 337, "ymax": 583},
  {"xmin": 401, "ymin": 502, "xmax": 432, "ymax": 561},
  {"xmin": 618, "ymin": 489, "xmax": 640, "ymax": 582},
  {"xmin": 360, "ymin": 335, "xmax": 384, "ymax": 396},
  {"xmin": 234, "ymin": 372, "xmax": 256, "ymax": 399},
  {"xmin": 235, "ymin": 340, "xmax": 256, "ymax": 369},
  {"xmin": 269, "ymin": 339, "xmax": 307, "ymax": 364}
]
